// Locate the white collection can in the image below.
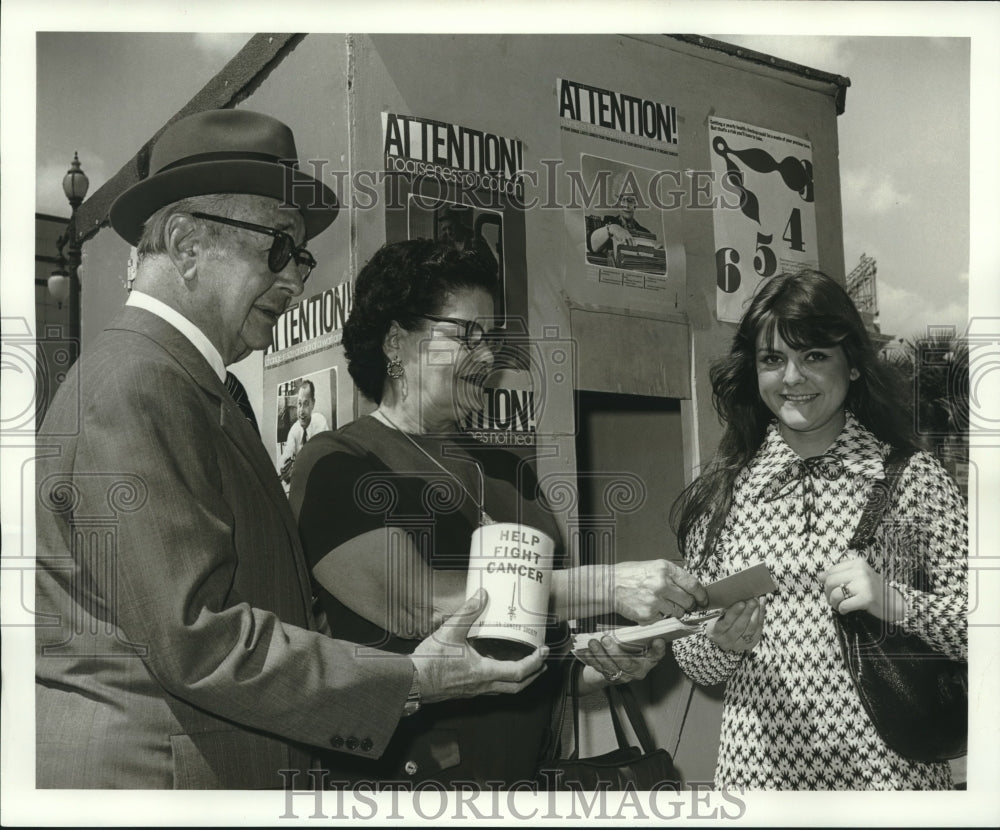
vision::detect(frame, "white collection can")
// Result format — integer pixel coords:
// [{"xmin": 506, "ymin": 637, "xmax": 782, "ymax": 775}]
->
[{"xmin": 465, "ymin": 522, "xmax": 554, "ymax": 660}]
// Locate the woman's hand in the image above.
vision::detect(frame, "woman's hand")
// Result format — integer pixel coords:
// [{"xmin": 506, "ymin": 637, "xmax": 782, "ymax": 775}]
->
[
  {"xmin": 706, "ymin": 598, "xmax": 764, "ymax": 652},
  {"xmin": 821, "ymin": 556, "xmax": 906, "ymax": 622},
  {"xmin": 612, "ymin": 559, "xmax": 709, "ymax": 622},
  {"xmin": 576, "ymin": 635, "xmax": 668, "ymax": 695}
]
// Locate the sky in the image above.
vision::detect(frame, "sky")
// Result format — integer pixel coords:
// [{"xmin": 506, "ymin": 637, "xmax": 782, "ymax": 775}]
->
[
  {"xmin": 34, "ymin": 32, "xmax": 253, "ymax": 218},
  {"xmin": 721, "ymin": 35, "xmax": 971, "ymax": 343},
  {"xmin": 28, "ymin": 25, "xmax": 977, "ymax": 345}
]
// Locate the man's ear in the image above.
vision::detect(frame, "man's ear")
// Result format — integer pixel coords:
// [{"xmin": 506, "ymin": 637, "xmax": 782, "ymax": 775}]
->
[{"xmin": 163, "ymin": 214, "xmax": 203, "ymax": 281}]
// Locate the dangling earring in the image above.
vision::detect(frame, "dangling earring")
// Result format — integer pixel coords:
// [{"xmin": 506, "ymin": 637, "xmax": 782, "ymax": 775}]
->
[{"xmin": 387, "ymin": 355, "xmax": 404, "ymax": 380}]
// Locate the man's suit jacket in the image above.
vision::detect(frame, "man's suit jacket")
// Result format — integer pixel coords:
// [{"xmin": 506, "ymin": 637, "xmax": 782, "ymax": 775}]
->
[{"xmin": 35, "ymin": 307, "xmax": 412, "ymax": 789}]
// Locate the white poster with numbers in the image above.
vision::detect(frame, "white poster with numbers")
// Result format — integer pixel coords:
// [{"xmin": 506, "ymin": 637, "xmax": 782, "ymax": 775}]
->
[{"xmin": 709, "ymin": 117, "xmax": 818, "ymax": 323}]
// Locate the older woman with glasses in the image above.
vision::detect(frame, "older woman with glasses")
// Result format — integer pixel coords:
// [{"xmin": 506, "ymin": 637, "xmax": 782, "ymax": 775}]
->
[{"xmin": 291, "ymin": 239, "xmax": 708, "ymax": 787}]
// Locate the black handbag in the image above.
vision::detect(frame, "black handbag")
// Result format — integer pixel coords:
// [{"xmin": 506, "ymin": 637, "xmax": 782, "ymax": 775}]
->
[
  {"xmin": 834, "ymin": 448, "xmax": 968, "ymax": 763},
  {"xmin": 538, "ymin": 664, "xmax": 680, "ymax": 790}
]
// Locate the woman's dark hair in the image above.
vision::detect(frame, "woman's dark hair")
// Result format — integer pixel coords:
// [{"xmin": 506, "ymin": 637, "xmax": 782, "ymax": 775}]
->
[
  {"xmin": 671, "ymin": 269, "xmax": 917, "ymax": 565},
  {"xmin": 343, "ymin": 238, "xmax": 499, "ymax": 402}
]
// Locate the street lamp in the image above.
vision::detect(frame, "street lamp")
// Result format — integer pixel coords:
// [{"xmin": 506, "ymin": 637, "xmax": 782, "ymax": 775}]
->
[
  {"xmin": 50, "ymin": 151, "xmax": 89, "ymax": 344},
  {"xmin": 47, "ymin": 262, "xmax": 70, "ymax": 306}
]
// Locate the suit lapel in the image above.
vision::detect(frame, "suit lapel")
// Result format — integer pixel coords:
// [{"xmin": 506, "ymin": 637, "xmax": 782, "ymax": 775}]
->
[
  {"xmin": 108, "ymin": 308, "xmax": 317, "ymax": 619},
  {"xmin": 216, "ymin": 401, "xmax": 317, "ymax": 623}
]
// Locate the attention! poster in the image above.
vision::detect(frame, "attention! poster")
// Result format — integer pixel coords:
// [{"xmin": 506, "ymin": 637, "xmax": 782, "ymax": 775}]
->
[{"xmin": 382, "ymin": 112, "xmax": 537, "ymax": 452}]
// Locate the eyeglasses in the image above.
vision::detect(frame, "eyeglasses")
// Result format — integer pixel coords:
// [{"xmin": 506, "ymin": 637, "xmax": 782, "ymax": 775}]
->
[
  {"xmin": 190, "ymin": 212, "xmax": 317, "ymax": 283},
  {"xmin": 419, "ymin": 315, "xmax": 499, "ymax": 351}
]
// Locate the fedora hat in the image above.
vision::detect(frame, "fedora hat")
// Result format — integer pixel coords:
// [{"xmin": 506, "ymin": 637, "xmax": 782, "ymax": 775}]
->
[{"xmin": 110, "ymin": 109, "xmax": 338, "ymax": 245}]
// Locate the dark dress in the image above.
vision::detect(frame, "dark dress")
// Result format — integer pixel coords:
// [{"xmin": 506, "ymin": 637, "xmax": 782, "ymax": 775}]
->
[{"xmin": 294, "ymin": 416, "xmax": 567, "ymax": 786}]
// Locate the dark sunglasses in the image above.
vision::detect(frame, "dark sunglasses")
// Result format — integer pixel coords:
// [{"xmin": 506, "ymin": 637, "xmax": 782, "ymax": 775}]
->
[
  {"xmin": 190, "ymin": 212, "xmax": 317, "ymax": 283},
  {"xmin": 419, "ymin": 315, "xmax": 501, "ymax": 351}
]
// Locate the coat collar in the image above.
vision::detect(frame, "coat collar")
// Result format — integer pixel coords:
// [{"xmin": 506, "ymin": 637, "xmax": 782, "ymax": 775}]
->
[
  {"xmin": 126, "ymin": 290, "xmax": 226, "ymax": 382},
  {"xmin": 106, "ymin": 307, "xmax": 309, "ymax": 578},
  {"xmin": 106, "ymin": 306, "xmax": 315, "ymax": 618},
  {"xmin": 108, "ymin": 306, "xmax": 229, "ymax": 404},
  {"xmin": 742, "ymin": 411, "xmax": 888, "ymax": 501},
  {"xmin": 106, "ymin": 305, "xmax": 277, "ymax": 487}
]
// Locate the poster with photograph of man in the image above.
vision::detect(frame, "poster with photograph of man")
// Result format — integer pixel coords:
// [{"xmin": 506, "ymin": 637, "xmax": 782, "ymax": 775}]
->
[
  {"xmin": 408, "ymin": 197, "xmax": 506, "ymax": 322},
  {"xmin": 275, "ymin": 368, "xmax": 337, "ymax": 493},
  {"xmin": 583, "ymin": 156, "xmax": 667, "ymax": 276}
]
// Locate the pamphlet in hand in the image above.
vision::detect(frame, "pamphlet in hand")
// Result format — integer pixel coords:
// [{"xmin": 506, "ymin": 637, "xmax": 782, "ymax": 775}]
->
[{"xmin": 572, "ymin": 562, "xmax": 778, "ymax": 657}]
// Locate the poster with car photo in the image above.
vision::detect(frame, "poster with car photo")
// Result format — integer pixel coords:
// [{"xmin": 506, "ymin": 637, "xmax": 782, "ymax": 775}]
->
[
  {"xmin": 557, "ymin": 77, "xmax": 685, "ymax": 311},
  {"xmin": 581, "ymin": 156, "xmax": 667, "ymax": 278}
]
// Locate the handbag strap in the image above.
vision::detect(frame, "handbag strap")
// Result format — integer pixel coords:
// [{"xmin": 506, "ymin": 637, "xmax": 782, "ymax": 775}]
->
[
  {"xmin": 607, "ymin": 683, "xmax": 659, "ymax": 755},
  {"xmin": 848, "ymin": 447, "xmax": 914, "ymax": 549},
  {"xmin": 563, "ymin": 664, "xmax": 661, "ymax": 758},
  {"xmin": 565, "ymin": 660, "xmax": 583, "ymax": 760},
  {"xmin": 606, "ymin": 686, "xmax": 630, "ymax": 750}
]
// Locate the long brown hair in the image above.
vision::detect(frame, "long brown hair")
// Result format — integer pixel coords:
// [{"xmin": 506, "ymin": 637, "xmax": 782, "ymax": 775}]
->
[{"xmin": 671, "ymin": 269, "xmax": 917, "ymax": 566}]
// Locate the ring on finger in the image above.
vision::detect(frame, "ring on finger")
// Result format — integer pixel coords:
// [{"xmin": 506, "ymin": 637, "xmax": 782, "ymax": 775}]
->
[
  {"xmin": 605, "ymin": 669, "xmax": 624, "ymax": 683},
  {"xmin": 840, "ymin": 582, "xmax": 852, "ymax": 600}
]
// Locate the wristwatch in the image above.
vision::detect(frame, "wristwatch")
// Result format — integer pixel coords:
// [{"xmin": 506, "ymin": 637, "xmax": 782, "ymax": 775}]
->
[{"xmin": 402, "ymin": 667, "xmax": 421, "ymax": 717}]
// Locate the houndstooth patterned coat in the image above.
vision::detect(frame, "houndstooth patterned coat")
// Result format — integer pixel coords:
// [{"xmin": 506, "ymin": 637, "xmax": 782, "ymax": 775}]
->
[{"xmin": 673, "ymin": 413, "xmax": 967, "ymax": 790}]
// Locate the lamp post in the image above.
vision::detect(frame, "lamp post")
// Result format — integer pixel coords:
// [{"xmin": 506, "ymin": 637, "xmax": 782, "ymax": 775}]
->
[{"xmin": 51, "ymin": 152, "xmax": 89, "ymax": 348}]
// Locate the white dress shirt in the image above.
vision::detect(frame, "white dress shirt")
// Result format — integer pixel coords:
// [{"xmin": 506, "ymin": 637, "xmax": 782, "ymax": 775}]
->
[
  {"xmin": 127, "ymin": 291, "xmax": 227, "ymax": 382},
  {"xmin": 280, "ymin": 411, "xmax": 330, "ymax": 467}
]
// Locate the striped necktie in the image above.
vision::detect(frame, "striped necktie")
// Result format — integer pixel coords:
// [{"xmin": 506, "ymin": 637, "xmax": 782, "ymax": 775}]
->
[{"xmin": 224, "ymin": 371, "xmax": 260, "ymax": 437}]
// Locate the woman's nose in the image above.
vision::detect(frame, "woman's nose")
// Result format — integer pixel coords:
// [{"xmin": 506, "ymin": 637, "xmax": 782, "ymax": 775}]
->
[{"xmin": 783, "ymin": 359, "xmax": 804, "ymax": 384}]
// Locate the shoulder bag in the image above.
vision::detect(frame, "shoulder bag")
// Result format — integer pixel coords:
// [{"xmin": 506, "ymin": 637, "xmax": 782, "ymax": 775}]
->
[
  {"xmin": 538, "ymin": 663, "xmax": 680, "ymax": 790},
  {"xmin": 835, "ymin": 448, "xmax": 967, "ymax": 763}
]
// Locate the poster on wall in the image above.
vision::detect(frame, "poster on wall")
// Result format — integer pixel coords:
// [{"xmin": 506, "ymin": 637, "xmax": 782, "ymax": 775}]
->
[
  {"xmin": 382, "ymin": 112, "xmax": 537, "ymax": 452},
  {"xmin": 262, "ymin": 282, "xmax": 353, "ymax": 371},
  {"xmin": 581, "ymin": 155, "xmax": 667, "ymax": 283},
  {"xmin": 709, "ymin": 117, "xmax": 818, "ymax": 323},
  {"xmin": 275, "ymin": 368, "xmax": 337, "ymax": 495},
  {"xmin": 557, "ymin": 77, "xmax": 685, "ymax": 307},
  {"xmin": 382, "ymin": 111, "xmax": 528, "ymax": 324}
]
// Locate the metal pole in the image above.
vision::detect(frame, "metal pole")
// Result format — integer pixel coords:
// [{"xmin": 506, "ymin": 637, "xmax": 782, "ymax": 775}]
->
[
  {"xmin": 66, "ymin": 217, "xmax": 82, "ymax": 351},
  {"xmin": 61, "ymin": 152, "xmax": 88, "ymax": 354}
]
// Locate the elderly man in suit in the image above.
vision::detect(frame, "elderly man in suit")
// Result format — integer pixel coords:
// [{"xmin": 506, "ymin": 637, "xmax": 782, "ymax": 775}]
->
[{"xmin": 34, "ymin": 109, "xmax": 547, "ymax": 789}]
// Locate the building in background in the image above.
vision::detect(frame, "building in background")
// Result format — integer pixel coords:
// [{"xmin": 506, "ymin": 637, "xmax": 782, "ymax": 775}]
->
[
  {"xmin": 846, "ymin": 252, "xmax": 894, "ymax": 351},
  {"xmin": 35, "ymin": 33, "xmax": 854, "ymax": 785}
]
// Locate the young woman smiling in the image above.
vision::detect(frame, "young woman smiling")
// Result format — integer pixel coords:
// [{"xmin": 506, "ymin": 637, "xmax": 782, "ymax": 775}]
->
[{"xmin": 671, "ymin": 270, "xmax": 967, "ymax": 790}]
